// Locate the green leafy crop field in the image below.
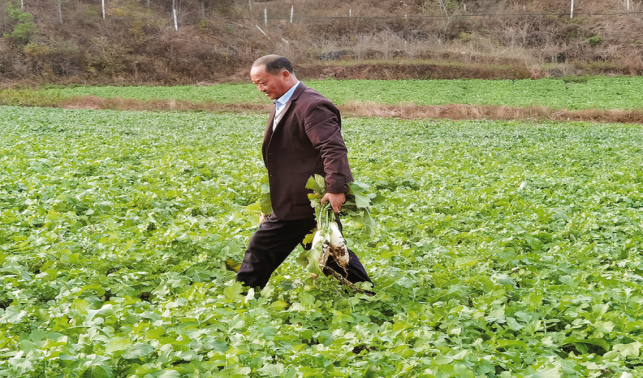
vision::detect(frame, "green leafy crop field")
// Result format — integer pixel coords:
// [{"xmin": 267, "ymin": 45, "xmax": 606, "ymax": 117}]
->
[
  {"xmin": 22, "ymin": 76, "xmax": 643, "ymax": 110},
  {"xmin": 2, "ymin": 106, "xmax": 643, "ymax": 377}
]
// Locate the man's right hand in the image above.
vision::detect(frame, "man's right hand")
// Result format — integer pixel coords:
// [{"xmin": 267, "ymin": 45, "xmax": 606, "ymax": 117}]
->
[{"xmin": 321, "ymin": 192, "xmax": 346, "ymax": 213}]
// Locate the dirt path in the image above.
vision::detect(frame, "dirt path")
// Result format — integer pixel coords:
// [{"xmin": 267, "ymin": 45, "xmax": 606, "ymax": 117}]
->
[
  {"xmin": 341, "ymin": 102, "xmax": 643, "ymax": 124},
  {"xmin": 55, "ymin": 95, "xmax": 643, "ymax": 124}
]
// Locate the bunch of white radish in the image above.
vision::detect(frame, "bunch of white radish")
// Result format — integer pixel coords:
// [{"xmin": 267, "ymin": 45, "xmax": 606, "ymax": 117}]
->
[
  {"xmin": 309, "ymin": 201, "xmax": 350, "ymax": 274},
  {"xmin": 297, "ymin": 175, "xmax": 376, "ymax": 276}
]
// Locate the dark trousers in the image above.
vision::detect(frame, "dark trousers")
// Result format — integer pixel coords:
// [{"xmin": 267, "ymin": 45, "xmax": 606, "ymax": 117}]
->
[{"xmin": 236, "ymin": 215, "xmax": 372, "ymax": 289}]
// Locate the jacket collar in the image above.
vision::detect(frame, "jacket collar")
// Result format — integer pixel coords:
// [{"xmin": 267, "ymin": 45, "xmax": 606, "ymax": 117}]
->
[{"xmin": 264, "ymin": 83, "xmax": 307, "ymax": 143}]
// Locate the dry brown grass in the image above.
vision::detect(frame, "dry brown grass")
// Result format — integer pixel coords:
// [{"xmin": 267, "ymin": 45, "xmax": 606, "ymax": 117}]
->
[
  {"xmin": 340, "ymin": 102, "xmax": 643, "ymax": 124},
  {"xmin": 58, "ymin": 96, "xmax": 643, "ymax": 124},
  {"xmin": 296, "ymin": 62, "xmax": 532, "ymax": 80},
  {"xmin": 60, "ymin": 96, "xmax": 271, "ymax": 113}
]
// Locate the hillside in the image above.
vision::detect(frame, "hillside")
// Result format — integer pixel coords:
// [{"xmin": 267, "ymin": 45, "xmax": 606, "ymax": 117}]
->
[{"xmin": 1, "ymin": 0, "xmax": 642, "ymax": 85}]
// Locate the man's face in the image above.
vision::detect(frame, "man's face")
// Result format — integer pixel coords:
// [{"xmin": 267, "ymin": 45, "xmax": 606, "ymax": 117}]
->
[{"xmin": 250, "ymin": 65, "xmax": 289, "ymax": 100}]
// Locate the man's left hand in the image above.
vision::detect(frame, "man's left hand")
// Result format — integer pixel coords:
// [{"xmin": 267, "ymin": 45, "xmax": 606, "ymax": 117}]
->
[{"xmin": 321, "ymin": 192, "xmax": 345, "ymax": 213}]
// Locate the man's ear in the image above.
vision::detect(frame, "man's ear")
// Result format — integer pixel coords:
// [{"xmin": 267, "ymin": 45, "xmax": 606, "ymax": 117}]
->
[{"xmin": 280, "ymin": 70, "xmax": 290, "ymax": 81}]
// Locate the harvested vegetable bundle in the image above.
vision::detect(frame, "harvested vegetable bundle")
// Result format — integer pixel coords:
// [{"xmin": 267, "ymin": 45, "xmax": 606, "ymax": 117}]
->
[{"xmin": 297, "ymin": 175, "xmax": 376, "ymax": 277}]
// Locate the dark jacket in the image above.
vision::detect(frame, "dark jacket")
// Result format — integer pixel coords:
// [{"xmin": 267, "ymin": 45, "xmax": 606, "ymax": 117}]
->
[{"xmin": 262, "ymin": 83, "xmax": 353, "ymax": 221}]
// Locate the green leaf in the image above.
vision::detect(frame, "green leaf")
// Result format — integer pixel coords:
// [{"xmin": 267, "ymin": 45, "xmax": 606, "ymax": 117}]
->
[
  {"xmin": 122, "ymin": 343, "xmax": 155, "ymax": 359},
  {"xmin": 1, "ymin": 307, "xmax": 28, "ymax": 324},
  {"xmin": 186, "ymin": 267, "xmax": 211, "ymax": 283},
  {"xmin": 246, "ymin": 201, "xmax": 261, "ymax": 213},
  {"xmin": 105, "ymin": 337, "xmax": 131, "ymax": 354},
  {"xmin": 314, "ymin": 175, "xmax": 326, "ymax": 192},
  {"xmin": 506, "ymin": 317, "xmax": 524, "ymax": 331},
  {"xmin": 258, "ymin": 363, "xmax": 285, "ymax": 376},
  {"xmin": 348, "ymin": 181, "xmax": 374, "ymax": 208},
  {"xmin": 612, "ymin": 341, "xmax": 642, "ymax": 358},
  {"xmin": 526, "ymin": 236, "xmax": 543, "ymax": 251},
  {"xmin": 260, "ymin": 192, "xmax": 273, "ymax": 215},
  {"xmin": 154, "ymin": 370, "xmax": 181, "ymax": 378},
  {"xmin": 29, "ymin": 329, "xmax": 46, "ymax": 342},
  {"xmin": 302, "ymin": 232, "xmax": 315, "ymax": 245},
  {"xmin": 305, "ymin": 175, "xmax": 324, "ymax": 194},
  {"xmin": 434, "ymin": 354, "xmax": 453, "ymax": 364},
  {"xmin": 352, "ymin": 191, "xmax": 372, "ymax": 209},
  {"xmin": 560, "ymin": 275, "xmax": 580, "ymax": 290},
  {"xmin": 477, "ymin": 277, "xmax": 495, "ymax": 293},
  {"xmin": 455, "ymin": 256, "xmax": 477, "ymax": 267},
  {"xmin": 80, "ymin": 355, "xmax": 112, "ymax": 378},
  {"xmin": 496, "ymin": 339, "xmax": 528, "ymax": 349},
  {"xmin": 563, "ymin": 337, "xmax": 610, "ymax": 351},
  {"xmin": 224, "ymin": 282, "xmax": 244, "ymax": 301},
  {"xmin": 524, "ymin": 364, "xmax": 561, "ymax": 378}
]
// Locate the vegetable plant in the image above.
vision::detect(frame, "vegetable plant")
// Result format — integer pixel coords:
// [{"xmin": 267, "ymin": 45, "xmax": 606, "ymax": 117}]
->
[{"xmin": 1, "ymin": 105, "xmax": 643, "ymax": 376}]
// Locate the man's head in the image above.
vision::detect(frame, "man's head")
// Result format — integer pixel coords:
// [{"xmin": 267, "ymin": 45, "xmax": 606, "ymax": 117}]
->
[{"xmin": 250, "ymin": 55, "xmax": 298, "ymax": 100}]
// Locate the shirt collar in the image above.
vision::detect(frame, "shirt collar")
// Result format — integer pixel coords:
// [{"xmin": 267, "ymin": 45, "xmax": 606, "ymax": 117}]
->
[{"xmin": 274, "ymin": 81, "xmax": 300, "ymax": 107}]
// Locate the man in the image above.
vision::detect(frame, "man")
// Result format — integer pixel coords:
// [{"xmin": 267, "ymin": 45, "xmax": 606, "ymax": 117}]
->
[{"xmin": 236, "ymin": 55, "xmax": 372, "ymax": 289}]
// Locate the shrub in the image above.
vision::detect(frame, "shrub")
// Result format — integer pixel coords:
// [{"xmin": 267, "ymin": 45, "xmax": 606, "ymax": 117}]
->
[
  {"xmin": 443, "ymin": 18, "xmax": 471, "ymax": 41},
  {"xmin": 588, "ymin": 36, "xmax": 602, "ymax": 46},
  {"xmin": 0, "ymin": 54, "xmax": 17, "ymax": 77},
  {"xmin": 86, "ymin": 37, "xmax": 131, "ymax": 75},
  {"xmin": 459, "ymin": 31, "xmax": 472, "ymax": 42},
  {"xmin": 24, "ymin": 38, "xmax": 84, "ymax": 76}
]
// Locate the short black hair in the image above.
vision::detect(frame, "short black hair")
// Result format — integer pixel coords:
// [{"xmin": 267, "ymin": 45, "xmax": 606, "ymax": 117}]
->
[{"xmin": 253, "ymin": 55, "xmax": 294, "ymax": 75}]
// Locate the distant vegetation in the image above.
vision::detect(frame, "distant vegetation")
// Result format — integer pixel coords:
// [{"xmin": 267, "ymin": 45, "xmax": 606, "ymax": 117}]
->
[
  {"xmin": 2, "ymin": 77, "xmax": 643, "ymax": 110},
  {"xmin": 0, "ymin": 0, "xmax": 642, "ymax": 85}
]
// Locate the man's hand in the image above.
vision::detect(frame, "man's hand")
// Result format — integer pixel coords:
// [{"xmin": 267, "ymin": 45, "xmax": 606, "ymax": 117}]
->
[{"xmin": 321, "ymin": 192, "xmax": 345, "ymax": 213}]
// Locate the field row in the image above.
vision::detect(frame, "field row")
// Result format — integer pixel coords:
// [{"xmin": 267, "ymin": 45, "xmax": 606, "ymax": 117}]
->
[
  {"xmin": 3, "ymin": 76, "xmax": 643, "ymax": 110},
  {"xmin": 1, "ymin": 106, "xmax": 643, "ymax": 376}
]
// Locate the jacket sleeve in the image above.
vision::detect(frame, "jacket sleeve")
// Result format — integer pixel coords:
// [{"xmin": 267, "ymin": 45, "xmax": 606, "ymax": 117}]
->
[{"xmin": 303, "ymin": 100, "xmax": 353, "ymax": 194}]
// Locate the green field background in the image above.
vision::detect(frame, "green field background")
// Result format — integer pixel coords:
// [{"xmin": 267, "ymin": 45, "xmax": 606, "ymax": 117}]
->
[
  {"xmin": 1, "ymin": 105, "xmax": 643, "ymax": 376},
  {"xmin": 24, "ymin": 76, "xmax": 643, "ymax": 110}
]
